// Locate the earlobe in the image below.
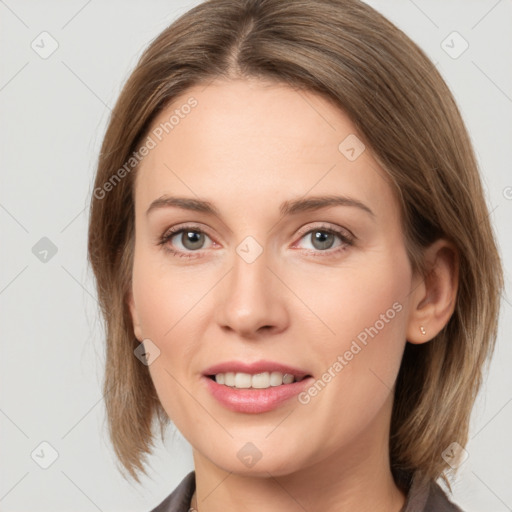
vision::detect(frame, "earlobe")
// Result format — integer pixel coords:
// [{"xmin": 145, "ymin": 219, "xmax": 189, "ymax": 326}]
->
[
  {"xmin": 406, "ymin": 239, "xmax": 459, "ymax": 344},
  {"xmin": 127, "ymin": 290, "xmax": 143, "ymax": 341}
]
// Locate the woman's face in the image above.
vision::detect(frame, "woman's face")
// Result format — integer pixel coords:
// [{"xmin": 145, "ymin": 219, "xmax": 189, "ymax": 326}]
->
[{"xmin": 129, "ymin": 78, "xmax": 418, "ymax": 476}]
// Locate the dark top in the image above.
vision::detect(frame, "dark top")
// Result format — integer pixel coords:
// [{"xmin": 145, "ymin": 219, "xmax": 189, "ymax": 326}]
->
[{"xmin": 150, "ymin": 470, "xmax": 463, "ymax": 511}]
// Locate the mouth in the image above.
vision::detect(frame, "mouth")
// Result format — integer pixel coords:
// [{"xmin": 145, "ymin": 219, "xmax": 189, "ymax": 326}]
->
[{"xmin": 201, "ymin": 360, "xmax": 313, "ymax": 413}]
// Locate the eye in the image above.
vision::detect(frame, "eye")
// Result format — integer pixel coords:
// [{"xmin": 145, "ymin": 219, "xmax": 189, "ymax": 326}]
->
[
  {"xmin": 158, "ymin": 223, "xmax": 354, "ymax": 259},
  {"xmin": 294, "ymin": 225, "xmax": 354, "ymax": 255},
  {"xmin": 158, "ymin": 224, "xmax": 214, "ymax": 258}
]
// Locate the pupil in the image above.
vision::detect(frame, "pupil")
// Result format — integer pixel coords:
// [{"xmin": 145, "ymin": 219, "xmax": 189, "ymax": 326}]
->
[{"xmin": 313, "ymin": 231, "xmax": 334, "ymax": 250}]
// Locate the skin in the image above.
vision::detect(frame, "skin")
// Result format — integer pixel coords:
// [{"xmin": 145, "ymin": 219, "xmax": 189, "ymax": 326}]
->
[{"xmin": 128, "ymin": 78, "xmax": 458, "ymax": 512}]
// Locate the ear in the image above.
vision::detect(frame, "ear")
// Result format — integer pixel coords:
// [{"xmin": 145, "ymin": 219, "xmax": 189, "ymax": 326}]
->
[
  {"xmin": 406, "ymin": 239, "xmax": 459, "ymax": 344},
  {"xmin": 127, "ymin": 289, "xmax": 143, "ymax": 342}
]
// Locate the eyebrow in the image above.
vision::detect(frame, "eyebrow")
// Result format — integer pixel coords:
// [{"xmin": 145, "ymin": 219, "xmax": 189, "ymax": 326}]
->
[
  {"xmin": 280, "ymin": 195, "xmax": 374, "ymax": 218},
  {"xmin": 146, "ymin": 194, "xmax": 375, "ymax": 218}
]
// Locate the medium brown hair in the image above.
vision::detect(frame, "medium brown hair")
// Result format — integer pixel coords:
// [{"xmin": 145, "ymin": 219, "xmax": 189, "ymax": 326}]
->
[{"xmin": 87, "ymin": 0, "xmax": 503, "ymax": 487}]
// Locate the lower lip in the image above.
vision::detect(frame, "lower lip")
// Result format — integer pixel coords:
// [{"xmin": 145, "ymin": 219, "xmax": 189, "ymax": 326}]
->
[{"xmin": 202, "ymin": 376, "xmax": 313, "ymax": 413}]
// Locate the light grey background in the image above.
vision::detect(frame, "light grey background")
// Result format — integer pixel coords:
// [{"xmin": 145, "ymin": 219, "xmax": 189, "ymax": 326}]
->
[{"xmin": 1, "ymin": 1, "xmax": 511, "ymax": 511}]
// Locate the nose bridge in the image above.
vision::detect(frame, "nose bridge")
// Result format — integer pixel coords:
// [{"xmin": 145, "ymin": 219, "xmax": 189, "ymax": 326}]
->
[{"xmin": 215, "ymin": 239, "xmax": 288, "ymax": 336}]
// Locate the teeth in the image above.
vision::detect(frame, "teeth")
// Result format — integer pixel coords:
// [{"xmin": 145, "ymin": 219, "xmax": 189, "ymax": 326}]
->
[
  {"xmin": 235, "ymin": 372, "xmax": 252, "ymax": 388},
  {"xmin": 214, "ymin": 371, "xmax": 297, "ymax": 389},
  {"xmin": 282, "ymin": 373, "xmax": 295, "ymax": 384}
]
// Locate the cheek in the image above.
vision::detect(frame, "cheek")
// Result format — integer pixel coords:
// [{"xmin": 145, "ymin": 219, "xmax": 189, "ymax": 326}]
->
[
  {"xmin": 292, "ymin": 249, "xmax": 410, "ymax": 413},
  {"xmin": 289, "ymin": 249, "xmax": 410, "ymax": 350},
  {"xmin": 131, "ymin": 242, "xmax": 207, "ymax": 339},
  {"xmin": 132, "ymin": 272, "xmax": 198, "ymax": 428},
  {"xmin": 130, "ymin": 251, "xmax": 214, "ymax": 412}
]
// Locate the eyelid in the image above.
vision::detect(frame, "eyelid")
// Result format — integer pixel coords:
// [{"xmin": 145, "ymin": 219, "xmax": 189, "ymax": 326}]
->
[
  {"xmin": 160, "ymin": 222, "xmax": 215, "ymax": 241},
  {"xmin": 160, "ymin": 222, "xmax": 354, "ymax": 243},
  {"xmin": 294, "ymin": 222, "xmax": 355, "ymax": 241}
]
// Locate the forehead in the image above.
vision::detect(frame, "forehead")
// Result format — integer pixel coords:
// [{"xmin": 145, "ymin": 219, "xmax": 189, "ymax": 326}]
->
[{"xmin": 134, "ymin": 78, "xmax": 397, "ymax": 221}]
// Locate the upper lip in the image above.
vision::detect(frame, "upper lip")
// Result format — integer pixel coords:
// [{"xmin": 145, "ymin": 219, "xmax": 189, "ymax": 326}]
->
[{"xmin": 203, "ymin": 360, "xmax": 311, "ymax": 380}]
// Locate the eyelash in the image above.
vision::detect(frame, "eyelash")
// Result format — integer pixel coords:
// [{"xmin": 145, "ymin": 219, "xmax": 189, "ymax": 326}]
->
[{"xmin": 157, "ymin": 223, "xmax": 355, "ymax": 259}]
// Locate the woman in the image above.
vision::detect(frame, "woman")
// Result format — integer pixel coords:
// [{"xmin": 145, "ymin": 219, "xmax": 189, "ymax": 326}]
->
[{"xmin": 87, "ymin": 1, "xmax": 503, "ymax": 511}]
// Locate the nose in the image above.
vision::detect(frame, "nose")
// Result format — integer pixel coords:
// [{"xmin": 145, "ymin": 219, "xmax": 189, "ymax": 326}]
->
[{"xmin": 215, "ymin": 245, "xmax": 289, "ymax": 339}]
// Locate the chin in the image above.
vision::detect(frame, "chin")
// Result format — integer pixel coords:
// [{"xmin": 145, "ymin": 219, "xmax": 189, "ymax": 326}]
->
[{"xmin": 199, "ymin": 436, "xmax": 311, "ymax": 477}]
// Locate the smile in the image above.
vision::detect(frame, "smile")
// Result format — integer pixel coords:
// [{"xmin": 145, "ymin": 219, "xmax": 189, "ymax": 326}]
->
[{"xmin": 202, "ymin": 360, "xmax": 313, "ymax": 413}]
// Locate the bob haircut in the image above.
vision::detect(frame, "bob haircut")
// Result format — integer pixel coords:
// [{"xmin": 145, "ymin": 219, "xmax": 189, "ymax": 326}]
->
[{"xmin": 87, "ymin": 0, "xmax": 503, "ymax": 488}]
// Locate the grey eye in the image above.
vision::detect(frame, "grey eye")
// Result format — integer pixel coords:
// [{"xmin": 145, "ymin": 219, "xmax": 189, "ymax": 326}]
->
[
  {"xmin": 309, "ymin": 230, "xmax": 336, "ymax": 250},
  {"xmin": 174, "ymin": 230, "xmax": 207, "ymax": 250}
]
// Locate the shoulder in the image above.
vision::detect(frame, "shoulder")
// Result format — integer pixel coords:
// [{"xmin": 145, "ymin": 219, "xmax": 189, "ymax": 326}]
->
[
  {"xmin": 149, "ymin": 471, "xmax": 196, "ymax": 512},
  {"xmin": 423, "ymin": 481, "xmax": 464, "ymax": 512},
  {"xmin": 402, "ymin": 472, "xmax": 464, "ymax": 512}
]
